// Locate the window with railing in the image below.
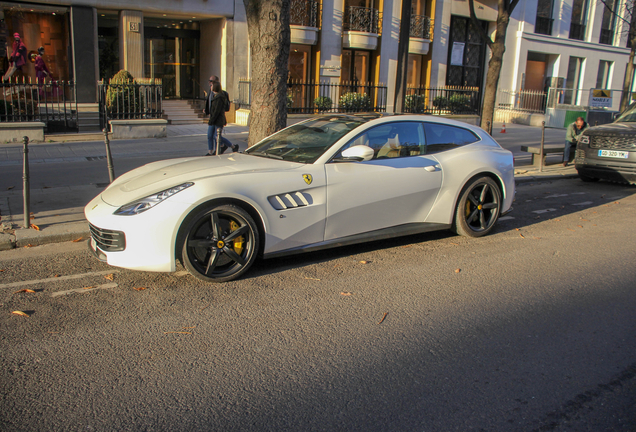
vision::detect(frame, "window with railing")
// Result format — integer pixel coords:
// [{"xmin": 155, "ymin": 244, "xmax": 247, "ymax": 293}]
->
[
  {"xmin": 290, "ymin": 0, "xmax": 321, "ymax": 28},
  {"xmin": 410, "ymin": 14, "xmax": 433, "ymax": 39},
  {"xmin": 535, "ymin": 0, "xmax": 554, "ymax": 35},
  {"xmin": 569, "ymin": 0, "xmax": 589, "ymax": 40},
  {"xmin": 343, "ymin": 6, "xmax": 382, "ymax": 34}
]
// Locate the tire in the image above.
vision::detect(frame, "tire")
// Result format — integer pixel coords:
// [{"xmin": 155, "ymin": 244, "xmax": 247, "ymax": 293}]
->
[
  {"xmin": 578, "ymin": 172, "xmax": 600, "ymax": 183},
  {"xmin": 181, "ymin": 204, "xmax": 259, "ymax": 283},
  {"xmin": 453, "ymin": 176, "xmax": 501, "ymax": 238}
]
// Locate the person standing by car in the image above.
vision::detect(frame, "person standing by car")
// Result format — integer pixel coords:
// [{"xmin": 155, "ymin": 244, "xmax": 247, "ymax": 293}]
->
[
  {"xmin": 564, "ymin": 116, "xmax": 588, "ymax": 166},
  {"xmin": 204, "ymin": 76, "xmax": 237, "ymax": 155}
]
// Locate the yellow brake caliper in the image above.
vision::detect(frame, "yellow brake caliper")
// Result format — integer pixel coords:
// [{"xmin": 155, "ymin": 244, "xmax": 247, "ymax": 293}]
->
[{"xmin": 230, "ymin": 221, "xmax": 244, "ymax": 255}]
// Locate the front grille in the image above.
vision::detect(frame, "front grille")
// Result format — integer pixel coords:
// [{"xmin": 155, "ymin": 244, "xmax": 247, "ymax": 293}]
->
[
  {"xmin": 89, "ymin": 223, "xmax": 126, "ymax": 252},
  {"xmin": 589, "ymin": 135, "xmax": 636, "ymax": 151}
]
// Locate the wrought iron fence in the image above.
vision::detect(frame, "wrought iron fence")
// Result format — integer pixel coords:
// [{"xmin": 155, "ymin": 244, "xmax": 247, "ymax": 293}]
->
[
  {"xmin": 237, "ymin": 78, "xmax": 388, "ymax": 113},
  {"xmin": 290, "ymin": 0, "xmax": 320, "ymax": 27},
  {"xmin": 410, "ymin": 14, "xmax": 433, "ymax": 39},
  {"xmin": 496, "ymin": 88, "xmax": 547, "ymax": 114},
  {"xmin": 403, "ymin": 86, "xmax": 481, "ymax": 115},
  {"xmin": 0, "ymin": 78, "xmax": 78, "ymax": 133},
  {"xmin": 98, "ymin": 78, "xmax": 162, "ymax": 130},
  {"xmin": 569, "ymin": 22, "xmax": 586, "ymax": 40},
  {"xmin": 343, "ymin": 6, "xmax": 382, "ymax": 34}
]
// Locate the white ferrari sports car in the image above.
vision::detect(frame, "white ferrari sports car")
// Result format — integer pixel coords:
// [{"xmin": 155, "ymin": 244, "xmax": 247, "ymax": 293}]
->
[{"xmin": 85, "ymin": 114, "xmax": 514, "ymax": 282}]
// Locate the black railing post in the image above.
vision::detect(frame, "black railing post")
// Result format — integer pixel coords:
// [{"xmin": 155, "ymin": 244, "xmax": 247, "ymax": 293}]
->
[{"xmin": 22, "ymin": 136, "xmax": 30, "ymax": 229}]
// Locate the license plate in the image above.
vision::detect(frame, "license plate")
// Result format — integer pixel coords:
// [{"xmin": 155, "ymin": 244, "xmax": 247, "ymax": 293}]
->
[{"xmin": 598, "ymin": 150, "xmax": 629, "ymax": 159}]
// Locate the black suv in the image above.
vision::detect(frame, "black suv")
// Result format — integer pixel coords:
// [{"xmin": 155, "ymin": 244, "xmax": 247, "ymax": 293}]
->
[{"xmin": 575, "ymin": 105, "xmax": 636, "ymax": 184}]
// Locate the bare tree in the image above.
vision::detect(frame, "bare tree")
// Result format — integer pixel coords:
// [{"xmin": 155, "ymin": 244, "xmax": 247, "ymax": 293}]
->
[
  {"xmin": 243, "ymin": 0, "xmax": 291, "ymax": 146},
  {"xmin": 600, "ymin": 0, "xmax": 636, "ymax": 111},
  {"xmin": 468, "ymin": 0, "xmax": 520, "ymax": 134}
]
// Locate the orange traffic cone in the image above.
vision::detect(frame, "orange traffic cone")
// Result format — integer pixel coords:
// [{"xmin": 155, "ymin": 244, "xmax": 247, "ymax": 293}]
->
[{"xmin": 500, "ymin": 122, "xmax": 506, "ymax": 133}]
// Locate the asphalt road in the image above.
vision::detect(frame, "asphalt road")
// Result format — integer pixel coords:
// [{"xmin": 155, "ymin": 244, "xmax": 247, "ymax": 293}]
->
[{"xmin": 1, "ymin": 178, "xmax": 635, "ymax": 431}]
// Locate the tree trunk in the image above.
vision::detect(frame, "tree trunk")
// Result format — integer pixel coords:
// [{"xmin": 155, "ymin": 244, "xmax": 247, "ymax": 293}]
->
[
  {"xmin": 480, "ymin": 14, "xmax": 510, "ymax": 134},
  {"xmin": 243, "ymin": 0, "xmax": 291, "ymax": 147}
]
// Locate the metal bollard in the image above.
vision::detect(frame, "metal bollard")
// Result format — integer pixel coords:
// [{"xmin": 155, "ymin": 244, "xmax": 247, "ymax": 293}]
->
[
  {"xmin": 539, "ymin": 121, "xmax": 546, "ymax": 173},
  {"xmin": 216, "ymin": 127, "xmax": 222, "ymax": 156},
  {"xmin": 103, "ymin": 128, "xmax": 115, "ymax": 183},
  {"xmin": 22, "ymin": 136, "xmax": 30, "ymax": 229}
]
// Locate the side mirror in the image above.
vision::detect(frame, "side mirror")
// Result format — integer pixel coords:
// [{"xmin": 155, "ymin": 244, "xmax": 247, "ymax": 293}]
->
[{"xmin": 336, "ymin": 145, "xmax": 374, "ymax": 162}]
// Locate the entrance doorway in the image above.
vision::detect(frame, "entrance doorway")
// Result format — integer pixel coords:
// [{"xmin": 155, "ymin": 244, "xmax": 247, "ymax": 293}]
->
[{"xmin": 144, "ymin": 19, "xmax": 200, "ymax": 99}]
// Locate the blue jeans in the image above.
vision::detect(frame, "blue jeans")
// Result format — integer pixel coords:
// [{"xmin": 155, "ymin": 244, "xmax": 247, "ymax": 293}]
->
[
  {"xmin": 564, "ymin": 140, "xmax": 575, "ymax": 163},
  {"xmin": 208, "ymin": 125, "xmax": 232, "ymax": 153}
]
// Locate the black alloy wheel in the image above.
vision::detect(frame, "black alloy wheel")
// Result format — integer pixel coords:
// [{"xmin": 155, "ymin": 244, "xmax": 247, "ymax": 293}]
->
[
  {"xmin": 182, "ymin": 204, "xmax": 259, "ymax": 282},
  {"xmin": 453, "ymin": 176, "xmax": 501, "ymax": 238}
]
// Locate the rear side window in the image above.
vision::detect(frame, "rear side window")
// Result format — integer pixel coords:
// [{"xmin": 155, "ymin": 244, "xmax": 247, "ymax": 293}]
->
[{"xmin": 423, "ymin": 123, "xmax": 479, "ymax": 154}]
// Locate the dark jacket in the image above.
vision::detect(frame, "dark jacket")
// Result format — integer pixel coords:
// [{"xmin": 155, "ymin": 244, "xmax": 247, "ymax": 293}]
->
[{"xmin": 205, "ymin": 91, "xmax": 228, "ymax": 127}]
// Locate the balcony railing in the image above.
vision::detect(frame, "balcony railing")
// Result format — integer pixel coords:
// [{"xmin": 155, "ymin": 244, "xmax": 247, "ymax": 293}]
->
[
  {"xmin": 410, "ymin": 14, "xmax": 433, "ymax": 40},
  {"xmin": 599, "ymin": 28, "xmax": 614, "ymax": 45},
  {"xmin": 343, "ymin": 6, "xmax": 382, "ymax": 35},
  {"xmin": 569, "ymin": 22, "xmax": 586, "ymax": 40},
  {"xmin": 290, "ymin": 0, "xmax": 320, "ymax": 28},
  {"xmin": 535, "ymin": 16, "xmax": 553, "ymax": 35}
]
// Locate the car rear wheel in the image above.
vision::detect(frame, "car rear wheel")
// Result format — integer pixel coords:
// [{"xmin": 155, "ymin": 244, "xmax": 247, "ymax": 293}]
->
[
  {"xmin": 182, "ymin": 204, "xmax": 259, "ymax": 283},
  {"xmin": 453, "ymin": 176, "xmax": 501, "ymax": 238}
]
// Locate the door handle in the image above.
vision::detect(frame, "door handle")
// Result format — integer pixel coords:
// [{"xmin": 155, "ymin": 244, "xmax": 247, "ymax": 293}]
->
[{"xmin": 424, "ymin": 164, "xmax": 440, "ymax": 172}]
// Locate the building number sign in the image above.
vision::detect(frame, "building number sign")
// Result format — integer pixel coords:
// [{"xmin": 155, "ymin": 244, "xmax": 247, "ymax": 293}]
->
[{"xmin": 129, "ymin": 22, "xmax": 140, "ymax": 32}]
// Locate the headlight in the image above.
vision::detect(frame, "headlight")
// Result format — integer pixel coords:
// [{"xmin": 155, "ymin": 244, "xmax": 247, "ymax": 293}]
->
[{"xmin": 114, "ymin": 183, "xmax": 194, "ymax": 215}]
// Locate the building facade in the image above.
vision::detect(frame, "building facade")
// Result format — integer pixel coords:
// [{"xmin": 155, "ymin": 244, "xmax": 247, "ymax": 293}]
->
[{"xmin": 1, "ymin": 0, "xmax": 634, "ymax": 115}]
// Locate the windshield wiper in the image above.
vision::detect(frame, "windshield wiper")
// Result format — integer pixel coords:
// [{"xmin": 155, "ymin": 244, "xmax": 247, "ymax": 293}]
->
[{"xmin": 248, "ymin": 151, "xmax": 283, "ymax": 160}]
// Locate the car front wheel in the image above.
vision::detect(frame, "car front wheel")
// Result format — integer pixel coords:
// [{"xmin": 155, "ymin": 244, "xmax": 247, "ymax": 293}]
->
[
  {"xmin": 182, "ymin": 204, "xmax": 259, "ymax": 283},
  {"xmin": 453, "ymin": 176, "xmax": 501, "ymax": 238}
]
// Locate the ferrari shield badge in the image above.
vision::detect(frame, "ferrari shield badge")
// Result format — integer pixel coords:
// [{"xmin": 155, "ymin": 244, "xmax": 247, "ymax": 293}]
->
[{"xmin": 303, "ymin": 174, "xmax": 313, "ymax": 185}]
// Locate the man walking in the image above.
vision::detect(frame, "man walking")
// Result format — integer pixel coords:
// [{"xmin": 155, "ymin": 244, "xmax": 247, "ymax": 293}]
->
[
  {"xmin": 204, "ymin": 75, "xmax": 238, "ymax": 155},
  {"xmin": 564, "ymin": 116, "xmax": 588, "ymax": 166}
]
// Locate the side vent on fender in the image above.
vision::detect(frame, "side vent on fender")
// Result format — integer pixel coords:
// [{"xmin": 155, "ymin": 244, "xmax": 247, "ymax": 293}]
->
[{"xmin": 268, "ymin": 191, "xmax": 312, "ymax": 210}]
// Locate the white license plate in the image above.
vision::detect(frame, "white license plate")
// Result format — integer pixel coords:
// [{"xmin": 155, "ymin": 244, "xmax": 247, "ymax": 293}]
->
[{"xmin": 598, "ymin": 150, "xmax": 629, "ymax": 159}]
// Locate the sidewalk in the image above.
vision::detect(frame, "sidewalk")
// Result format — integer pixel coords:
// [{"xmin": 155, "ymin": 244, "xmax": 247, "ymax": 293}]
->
[{"xmin": 0, "ymin": 122, "xmax": 577, "ymax": 251}]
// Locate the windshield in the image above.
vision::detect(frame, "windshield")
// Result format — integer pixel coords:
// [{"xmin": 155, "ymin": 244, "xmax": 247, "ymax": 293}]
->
[
  {"xmin": 615, "ymin": 102, "xmax": 636, "ymax": 122},
  {"xmin": 244, "ymin": 117, "xmax": 366, "ymax": 163}
]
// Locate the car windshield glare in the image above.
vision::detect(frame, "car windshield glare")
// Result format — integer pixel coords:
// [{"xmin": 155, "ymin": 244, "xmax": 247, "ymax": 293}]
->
[
  {"xmin": 244, "ymin": 117, "xmax": 365, "ymax": 163},
  {"xmin": 615, "ymin": 103, "xmax": 636, "ymax": 122}
]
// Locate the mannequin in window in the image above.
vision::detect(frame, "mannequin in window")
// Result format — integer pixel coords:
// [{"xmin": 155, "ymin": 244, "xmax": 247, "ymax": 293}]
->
[
  {"xmin": 2, "ymin": 33, "xmax": 27, "ymax": 82},
  {"xmin": 34, "ymin": 46, "xmax": 50, "ymax": 95}
]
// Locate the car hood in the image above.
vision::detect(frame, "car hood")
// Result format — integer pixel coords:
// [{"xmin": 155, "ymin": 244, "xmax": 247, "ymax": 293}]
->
[
  {"xmin": 586, "ymin": 122, "xmax": 636, "ymax": 136},
  {"xmin": 101, "ymin": 153, "xmax": 300, "ymax": 206}
]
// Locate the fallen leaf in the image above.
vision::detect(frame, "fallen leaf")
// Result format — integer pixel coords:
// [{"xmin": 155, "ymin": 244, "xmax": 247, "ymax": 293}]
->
[
  {"xmin": 577, "ymin": 225, "xmax": 584, "ymax": 228},
  {"xmin": 133, "ymin": 287, "xmax": 147, "ymax": 291},
  {"xmin": 568, "ymin": 228, "xmax": 576, "ymax": 231},
  {"xmin": 83, "ymin": 286, "xmax": 96, "ymax": 290},
  {"xmin": 7, "ymin": 186, "xmax": 14, "ymax": 190},
  {"xmin": 359, "ymin": 260, "xmax": 369, "ymax": 264},
  {"xmin": 72, "ymin": 237, "xmax": 84, "ymax": 242},
  {"xmin": 455, "ymin": 269, "xmax": 461, "ymax": 273},
  {"xmin": 340, "ymin": 292, "xmax": 353, "ymax": 296},
  {"xmin": 104, "ymin": 274, "xmax": 114, "ymax": 281},
  {"xmin": 515, "ymin": 228, "xmax": 520, "ymax": 231},
  {"xmin": 24, "ymin": 244, "xmax": 33, "ymax": 248},
  {"xmin": 11, "ymin": 311, "xmax": 29, "ymax": 317},
  {"xmin": 554, "ymin": 219, "xmax": 561, "ymax": 222},
  {"xmin": 614, "ymin": 201, "xmax": 620, "ymax": 204},
  {"xmin": 0, "ymin": 269, "xmax": 5, "ymax": 272},
  {"xmin": 14, "ymin": 289, "xmax": 35, "ymax": 294},
  {"xmin": 30, "ymin": 224, "xmax": 40, "ymax": 231},
  {"xmin": 519, "ymin": 234, "xmax": 525, "ymax": 238},
  {"xmin": 377, "ymin": 312, "xmax": 389, "ymax": 325},
  {"xmin": 30, "ymin": 215, "xmax": 35, "ymax": 220},
  {"xmin": 164, "ymin": 331, "xmax": 191, "ymax": 335},
  {"xmin": 54, "ymin": 274, "xmax": 60, "ymax": 277},
  {"xmin": 450, "ymin": 243, "xmax": 459, "ymax": 246},
  {"xmin": 304, "ymin": 277, "xmax": 321, "ymax": 281}
]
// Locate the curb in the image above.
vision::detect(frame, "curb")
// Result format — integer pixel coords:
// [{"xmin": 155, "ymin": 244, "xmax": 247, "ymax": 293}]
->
[{"xmin": 515, "ymin": 173, "xmax": 579, "ymax": 184}]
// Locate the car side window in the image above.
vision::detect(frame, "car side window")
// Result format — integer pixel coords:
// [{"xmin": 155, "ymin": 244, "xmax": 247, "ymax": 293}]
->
[
  {"xmin": 423, "ymin": 123, "xmax": 479, "ymax": 154},
  {"xmin": 336, "ymin": 122, "xmax": 426, "ymax": 160}
]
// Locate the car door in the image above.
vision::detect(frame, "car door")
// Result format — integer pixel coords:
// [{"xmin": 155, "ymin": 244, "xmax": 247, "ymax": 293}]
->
[{"xmin": 324, "ymin": 121, "xmax": 442, "ymax": 240}]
